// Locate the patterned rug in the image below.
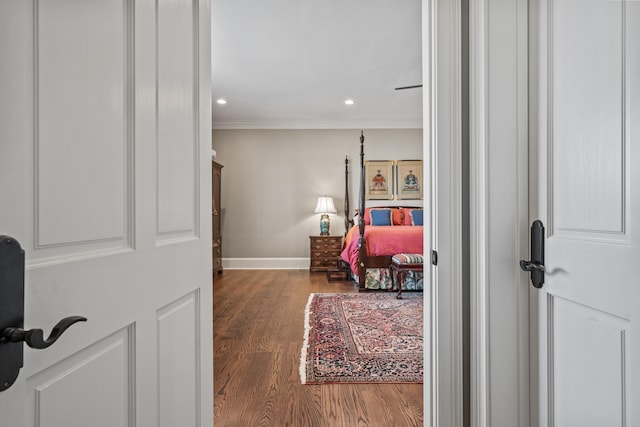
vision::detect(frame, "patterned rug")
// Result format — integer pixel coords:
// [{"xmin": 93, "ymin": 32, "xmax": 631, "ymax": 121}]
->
[{"xmin": 300, "ymin": 292, "xmax": 423, "ymax": 384}]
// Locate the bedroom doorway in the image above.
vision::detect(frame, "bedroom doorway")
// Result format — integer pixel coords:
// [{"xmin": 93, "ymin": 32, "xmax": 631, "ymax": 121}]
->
[{"xmin": 209, "ymin": 0, "xmax": 465, "ymax": 425}]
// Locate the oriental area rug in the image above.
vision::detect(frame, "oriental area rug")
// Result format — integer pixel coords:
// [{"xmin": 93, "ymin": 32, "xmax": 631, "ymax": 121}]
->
[{"xmin": 300, "ymin": 292, "xmax": 423, "ymax": 384}]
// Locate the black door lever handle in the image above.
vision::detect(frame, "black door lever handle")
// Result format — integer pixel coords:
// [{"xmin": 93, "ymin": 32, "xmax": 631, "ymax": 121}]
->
[
  {"xmin": 1, "ymin": 316, "xmax": 87, "ymax": 350},
  {"xmin": 1, "ymin": 235, "xmax": 88, "ymax": 391},
  {"xmin": 520, "ymin": 220, "xmax": 545, "ymax": 288},
  {"xmin": 519, "ymin": 260, "xmax": 545, "ymax": 272}
]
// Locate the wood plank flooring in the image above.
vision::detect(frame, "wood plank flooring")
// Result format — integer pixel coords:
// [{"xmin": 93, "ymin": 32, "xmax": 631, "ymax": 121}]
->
[{"xmin": 213, "ymin": 269, "xmax": 424, "ymax": 426}]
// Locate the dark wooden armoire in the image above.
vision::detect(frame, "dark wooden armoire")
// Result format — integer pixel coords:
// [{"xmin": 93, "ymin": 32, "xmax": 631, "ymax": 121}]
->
[{"xmin": 212, "ymin": 161, "xmax": 223, "ymax": 276}]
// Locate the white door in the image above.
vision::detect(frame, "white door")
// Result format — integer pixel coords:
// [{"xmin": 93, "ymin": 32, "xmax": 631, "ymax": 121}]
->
[
  {"xmin": 531, "ymin": 0, "xmax": 639, "ymax": 425},
  {"xmin": 0, "ymin": 1, "xmax": 213, "ymax": 426}
]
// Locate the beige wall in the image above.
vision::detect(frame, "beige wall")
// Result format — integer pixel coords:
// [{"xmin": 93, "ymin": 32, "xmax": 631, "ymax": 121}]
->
[{"xmin": 212, "ymin": 128, "xmax": 423, "ymax": 265}]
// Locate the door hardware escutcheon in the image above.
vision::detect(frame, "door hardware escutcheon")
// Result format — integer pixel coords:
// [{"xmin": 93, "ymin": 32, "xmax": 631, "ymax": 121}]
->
[
  {"xmin": 0, "ymin": 236, "xmax": 87, "ymax": 392},
  {"xmin": 520, "ymin": 220, "xmax": 545, "ymax": 288}
]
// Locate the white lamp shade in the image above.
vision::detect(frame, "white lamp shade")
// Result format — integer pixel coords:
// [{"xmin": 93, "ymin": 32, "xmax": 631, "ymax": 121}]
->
[{"xmin": 314, "ymin": 196, "xmax": 337, "ymax": 214}]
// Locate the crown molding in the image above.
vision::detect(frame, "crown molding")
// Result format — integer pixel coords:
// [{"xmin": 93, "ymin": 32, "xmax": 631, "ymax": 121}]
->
[{"xmin": 211, "ymin": 118, "xmax": 423, "ymax": 130}]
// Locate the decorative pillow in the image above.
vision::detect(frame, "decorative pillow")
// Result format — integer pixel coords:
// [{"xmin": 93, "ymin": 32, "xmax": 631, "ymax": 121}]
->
[
  {"xmin": 364, "ymin": 207, "xmax": 403, "ymax": 225},
  {"xmin": 410, "ymin": 209, "xmax": 424, "ymax": 226},
  {"xmin": 370, "ymin": 209, "xmax": 392, "ymax": 226},
  {"xmin": 391, "ymin": 208, "xmax": 404, "ymax": 225},
  {"xmin": 403, "ymin": 208, "xmax": 417, "ymax": 225},
  {"xmin": 363, "ymin": 207, "xmax": 373, "ymax": 225}
]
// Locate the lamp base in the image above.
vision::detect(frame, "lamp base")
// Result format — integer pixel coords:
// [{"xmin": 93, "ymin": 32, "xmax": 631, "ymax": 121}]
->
[{"xmin": 319, "ymin": 214, "xmax": 330, "ymax": 236}]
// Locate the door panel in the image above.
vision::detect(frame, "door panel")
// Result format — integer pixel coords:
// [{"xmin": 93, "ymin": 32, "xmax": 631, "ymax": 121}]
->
[
  {"xmin": 157, "ymin": 0, "xmax": 197, "ymax": 239},
  {"xmin": 32, "ymin": 0, "xmax": 132, "ymax": 260},
  {"xmin": 550, "ymin": 296, "xmax": 628, "ymax": 426},
  {"xmin": 550, "ymin": 0, "xmax": 626, "ymax": 237},
  {"xmin": 533, "ymin": 0, "xmax": 639, "ymax": 425},
  {"xmin": 0, "ymin": 1, "xmax": 212, "ymax": 426},
  {"xmin": 26, "ymin": 327, "xmax": 133, "ymax": 427},
  {"xmin": 37, "ymin": 0, "xmax": 129, "ymax": 247},
  {"xmin": 158, "ymin": 292, "xmax": 201, "ymax": 427}
]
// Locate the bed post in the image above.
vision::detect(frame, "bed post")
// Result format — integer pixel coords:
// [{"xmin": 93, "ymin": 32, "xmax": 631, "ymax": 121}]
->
[
  {"xmin": 344, "ymin": 156, "xmax": 353, "ymax": 234},
  {"xmin": 357, "ymin": 131, "xmax": 366, "ymax": 289}
]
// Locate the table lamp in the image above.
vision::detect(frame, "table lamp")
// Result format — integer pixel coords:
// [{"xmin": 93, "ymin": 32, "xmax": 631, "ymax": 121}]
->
[{"xmin": 314, "ymin": 196, "xmax": 337, "ymax": 235}]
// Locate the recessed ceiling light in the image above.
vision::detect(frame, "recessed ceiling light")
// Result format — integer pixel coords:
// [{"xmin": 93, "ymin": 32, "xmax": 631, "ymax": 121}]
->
[
  {"xmin": 216, "ymin": 99, "xmax": 227, "ymax": 105},
  {"xmin": 344, "ymin": 99, "xmax": 355, "ymax": 105}
]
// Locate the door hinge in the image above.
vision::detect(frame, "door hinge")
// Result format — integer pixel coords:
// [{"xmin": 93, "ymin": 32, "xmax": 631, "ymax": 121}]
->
[{"xmin": 431, "ymin": 250, "xmax": 438, "ymax": 266}]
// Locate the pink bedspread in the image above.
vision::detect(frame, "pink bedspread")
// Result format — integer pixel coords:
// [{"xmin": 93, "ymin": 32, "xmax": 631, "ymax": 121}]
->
[{"xmin": 340, "ymin": 225, "xmax": 424, "ymax": 274}]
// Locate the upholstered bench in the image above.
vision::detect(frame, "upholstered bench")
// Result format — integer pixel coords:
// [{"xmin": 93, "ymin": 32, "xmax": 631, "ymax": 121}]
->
[{"xmin": 390, "ymin": 254, "xmax": 424, "ymax": 299}]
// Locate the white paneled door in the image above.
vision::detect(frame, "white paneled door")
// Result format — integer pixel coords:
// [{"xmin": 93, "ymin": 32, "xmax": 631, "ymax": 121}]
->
[
  {"xmin": 0, "ymin": 1, "xmax": 212, "ymax": 426},
  {"xmin": 531, "ymin": 0, "xmax": 639, "ymax": 425}
]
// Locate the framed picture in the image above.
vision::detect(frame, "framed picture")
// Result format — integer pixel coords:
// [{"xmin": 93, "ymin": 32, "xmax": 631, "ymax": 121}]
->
[
  {"xmin": 396, "ymin": 160, "xmax": 423, "ymax": 199},
  {"xmin": 364, "ymin": 160, "xmax": 394, "ymax": 200}
]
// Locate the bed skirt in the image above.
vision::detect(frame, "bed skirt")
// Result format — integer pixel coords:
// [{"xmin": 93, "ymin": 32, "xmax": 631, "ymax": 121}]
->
[{"xmin": 355, "ymin": 268, "xmax": 424, "ymax": 291}]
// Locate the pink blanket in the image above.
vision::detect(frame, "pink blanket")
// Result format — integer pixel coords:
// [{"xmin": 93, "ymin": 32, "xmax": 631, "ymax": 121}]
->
[{"xmin": 340, "ymin": 225, "xmax": 424, "ymax": 274}]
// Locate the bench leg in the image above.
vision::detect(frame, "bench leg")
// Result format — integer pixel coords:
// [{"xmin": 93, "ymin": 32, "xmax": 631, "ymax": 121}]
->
[
  {"xmin": 397, "ymin": 270, "xmax": 406, "ymax": 299},
  {"xmin": 389, "ymin": 265, "xmax": 397, "ymax": 293}
]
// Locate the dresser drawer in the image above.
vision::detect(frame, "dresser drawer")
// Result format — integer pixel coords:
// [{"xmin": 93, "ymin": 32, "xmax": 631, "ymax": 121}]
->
[
  {"xmin": 311, "ymin": 241, "xmax": 341, "ymax": 250},
  {"xmin": 310, "ymin": 258, "xmax": 329, "ymax": 268}
]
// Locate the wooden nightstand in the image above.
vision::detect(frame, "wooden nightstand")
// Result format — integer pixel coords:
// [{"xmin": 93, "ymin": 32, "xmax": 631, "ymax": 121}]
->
[{"xmin": 309, "ymin": 235, "xmax": 343, "ymax": 272}]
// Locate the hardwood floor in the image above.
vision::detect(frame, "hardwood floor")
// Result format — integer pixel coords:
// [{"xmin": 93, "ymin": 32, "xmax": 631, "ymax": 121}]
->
[{"xmin": 213, "ymin": 269, "xmax": 424, "ymax": 426}]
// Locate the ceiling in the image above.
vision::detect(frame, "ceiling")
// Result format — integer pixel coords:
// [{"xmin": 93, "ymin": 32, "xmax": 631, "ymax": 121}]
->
[{"xmin": 211, "ymin": 0, "xmax": 423, "ymax": 130}]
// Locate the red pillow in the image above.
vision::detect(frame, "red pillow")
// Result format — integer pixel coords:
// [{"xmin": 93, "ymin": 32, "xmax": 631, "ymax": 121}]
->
[{"xmin": 391, "ymin": 208, "xmax": 404, "ymax": 225}]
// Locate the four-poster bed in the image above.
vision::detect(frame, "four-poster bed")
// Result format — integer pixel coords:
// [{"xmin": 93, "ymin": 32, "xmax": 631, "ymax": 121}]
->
[{"xmin": 340, "ymin": 131, "xmax": 424, "ymax": 291}]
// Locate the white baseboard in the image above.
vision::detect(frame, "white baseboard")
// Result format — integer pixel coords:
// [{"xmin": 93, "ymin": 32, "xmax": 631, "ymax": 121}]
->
[{"xmin": 222, "ymin": 257, "xmax": 309, "ymax": 270}]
